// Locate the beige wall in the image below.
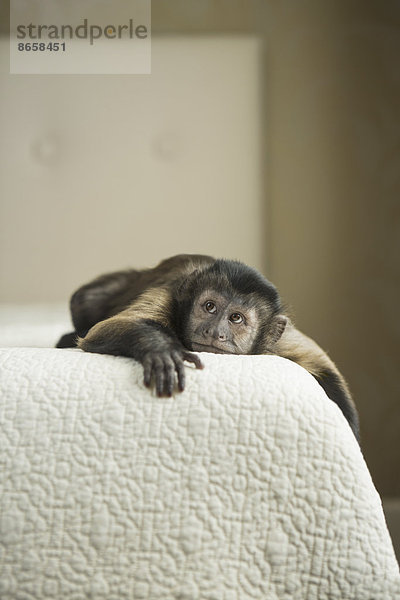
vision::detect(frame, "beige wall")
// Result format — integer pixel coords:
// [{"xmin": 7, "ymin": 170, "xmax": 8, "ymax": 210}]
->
[
  {"xmin": 0, "ymin": 36, "xmax": 264, "ymax": 302},
  {"xmin": 264, "ymin": 2, "xmax": 400, "ymax": 497}
]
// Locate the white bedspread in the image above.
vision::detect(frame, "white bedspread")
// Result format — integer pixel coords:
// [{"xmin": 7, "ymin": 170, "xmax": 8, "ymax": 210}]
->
[
  {"xmin": 0, "ymin": 303, "xmax": 70, "ymax": 348},
  {"xmin": 0, "ymin": 347, "xmax": 399, "ymax": 599}
]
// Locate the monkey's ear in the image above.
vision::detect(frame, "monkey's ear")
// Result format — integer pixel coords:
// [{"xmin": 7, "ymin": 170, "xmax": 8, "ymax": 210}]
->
[{"xmin": 270, "ymin": 314, "xmax": 287, "ymax": 343}]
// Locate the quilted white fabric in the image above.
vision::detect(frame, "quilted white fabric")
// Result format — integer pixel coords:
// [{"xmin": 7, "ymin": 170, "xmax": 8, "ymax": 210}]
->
[{"xmin": 0, "ymin": 347, "xmax": 399, "ymax": 600}]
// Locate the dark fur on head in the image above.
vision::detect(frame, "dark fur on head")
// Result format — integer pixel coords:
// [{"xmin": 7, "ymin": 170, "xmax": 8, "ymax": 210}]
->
[{"xmin": 176, "ymin": 260, "xmax": 281, "ymax": 305}]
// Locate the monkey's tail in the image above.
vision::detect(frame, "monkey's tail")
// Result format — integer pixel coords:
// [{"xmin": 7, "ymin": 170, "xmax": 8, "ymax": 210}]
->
[{"xmin": 314, "ymin": 370, "xmax": 360, "ymax": 443}]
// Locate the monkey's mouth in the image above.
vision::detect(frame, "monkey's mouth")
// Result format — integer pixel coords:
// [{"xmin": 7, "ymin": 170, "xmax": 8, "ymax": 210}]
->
[{"xmin": 191, "ymin": 342, "xmax": 233, "ymax": 355}]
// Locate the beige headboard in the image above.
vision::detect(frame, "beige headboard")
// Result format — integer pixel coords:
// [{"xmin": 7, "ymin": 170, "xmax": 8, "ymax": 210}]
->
[{"xmin": 0, "ymin": 35, "xmax": 264, "ymax": 302}]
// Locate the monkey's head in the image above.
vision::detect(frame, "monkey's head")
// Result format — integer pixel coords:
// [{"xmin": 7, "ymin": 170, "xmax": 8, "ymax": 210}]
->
[{"xmin": 174, "ymin": 260, "xmax": 288, "ymax": 355}]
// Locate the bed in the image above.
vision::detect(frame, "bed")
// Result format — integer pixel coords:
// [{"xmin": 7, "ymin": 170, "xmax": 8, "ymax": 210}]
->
[{"xmin": 0, "ymin": 304, "xmax": 399, "ymax": 599}]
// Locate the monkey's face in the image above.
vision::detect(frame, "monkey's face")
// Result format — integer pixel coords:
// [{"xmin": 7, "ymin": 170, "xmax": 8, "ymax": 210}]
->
[{"xmin": 184, "ymin": 289, "xmax": 261, "ymax": 355}]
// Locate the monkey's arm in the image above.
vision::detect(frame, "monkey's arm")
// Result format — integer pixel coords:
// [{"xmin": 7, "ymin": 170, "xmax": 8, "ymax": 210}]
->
[
  {"xmin": 276, "ymin": 322, "xmax": 360, "ymax": 442},
  {"xmin": 56, "ymin": 254, "xmax": 216, "ymax": 349},
  {"xmin": 77, "ymin": 288, "xmax": 203, "ymax": 397}
]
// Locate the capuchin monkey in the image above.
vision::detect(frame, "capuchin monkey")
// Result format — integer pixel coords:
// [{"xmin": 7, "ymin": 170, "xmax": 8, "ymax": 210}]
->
[{"xmin": 57, "ymin": 254, "xmax": 359, "ymax": 441}]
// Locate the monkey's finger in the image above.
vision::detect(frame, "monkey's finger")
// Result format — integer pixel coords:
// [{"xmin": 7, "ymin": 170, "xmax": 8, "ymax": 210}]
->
[
  {"xmin": 164, "ymin": 359, "xmax": 175, "ymax": 397},
  {"xmin": 183, "ymin": 352, "xmax": 203, "ymax": 370},
  {"xmin": 151, "ymin": 356, "xmax": 165, "ymax": 397},
  {"xmin": 177, "ymin": 364, "xmax": 185, "ymax": 392},
  {"xmin": 155, "ymin": 368, "xmax": 165, "ymax": 397},
  {"xmin": 171, "ymin": 351, "xmax": 185, "ymax": 391},
  {"xmin": 143, "ymin": 357, "xmax": 153, "ymax": 388}
]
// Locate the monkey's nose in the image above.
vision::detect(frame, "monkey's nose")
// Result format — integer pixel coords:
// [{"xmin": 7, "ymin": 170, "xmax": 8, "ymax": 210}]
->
[{"xmin": 204, "ymin": 328, "xmax": 226, "ymax": 341}]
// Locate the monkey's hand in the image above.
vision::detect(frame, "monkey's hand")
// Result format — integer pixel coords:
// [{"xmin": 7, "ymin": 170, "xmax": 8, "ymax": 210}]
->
[
  {"xmin": 142, "ymin": 348, "xmax": 203, "ymax": 397},
  {"xmin": 78, "ymin": 318, "xmax": 203, "ymax": 397}
]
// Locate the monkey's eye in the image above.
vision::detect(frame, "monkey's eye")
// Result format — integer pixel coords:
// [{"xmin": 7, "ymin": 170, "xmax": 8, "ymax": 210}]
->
[
  {"xmin": 229, "ymin": 313, "xmax": 243, "ymax": 324},
  {"xmin": 205, "ymin": 301, "xmax": 217, "ymax": 314}
]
